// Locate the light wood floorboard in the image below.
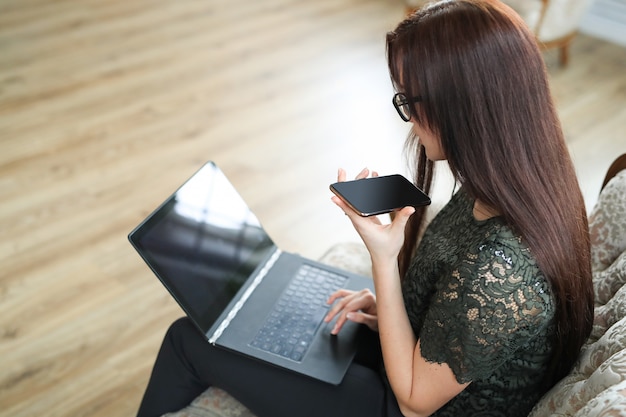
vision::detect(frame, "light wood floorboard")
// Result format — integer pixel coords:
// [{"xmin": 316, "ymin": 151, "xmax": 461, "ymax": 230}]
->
[{"xmin": 0, "ymin": 0, "xmax": 624, "ymax": 416}]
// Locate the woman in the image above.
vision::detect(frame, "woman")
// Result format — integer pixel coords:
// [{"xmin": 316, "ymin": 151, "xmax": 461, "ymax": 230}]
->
[{"xmin": 137, "ymin": 1, "xmax": 594, "ymax": 416}]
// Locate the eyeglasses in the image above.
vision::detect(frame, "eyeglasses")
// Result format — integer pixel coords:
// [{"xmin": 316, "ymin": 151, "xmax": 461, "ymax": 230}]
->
[{"xmin": 392, "ymin": 92, "xmax": 422, "ymax": 122}]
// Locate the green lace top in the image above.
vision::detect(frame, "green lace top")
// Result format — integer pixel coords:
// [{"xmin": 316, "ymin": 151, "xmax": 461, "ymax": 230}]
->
[{"xmin": 402, "ymin": 189, "xmax": 555, "ymax": 417}]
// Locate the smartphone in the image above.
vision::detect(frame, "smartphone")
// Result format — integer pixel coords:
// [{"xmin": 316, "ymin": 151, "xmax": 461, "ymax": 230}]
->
[{"xmin": 330, "ymin": 174, "xmax": 431, "ymax": 217}]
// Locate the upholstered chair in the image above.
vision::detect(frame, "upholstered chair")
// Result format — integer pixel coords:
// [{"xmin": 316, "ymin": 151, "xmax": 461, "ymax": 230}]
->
[{"xmin": 404, "ymin": 0, "xmax": 593, "ymax": 66}]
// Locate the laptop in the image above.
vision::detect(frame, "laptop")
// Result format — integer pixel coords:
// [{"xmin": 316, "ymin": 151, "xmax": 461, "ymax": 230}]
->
[{"xmin": 128, "ymin": 161, "xmax": 375, "ymax": 385}]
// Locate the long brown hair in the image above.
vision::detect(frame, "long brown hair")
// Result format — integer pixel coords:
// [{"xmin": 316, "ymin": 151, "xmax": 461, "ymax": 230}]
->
[{"xmin": 387, "ymin": 0, "xmax": 593, "ymax": 388}]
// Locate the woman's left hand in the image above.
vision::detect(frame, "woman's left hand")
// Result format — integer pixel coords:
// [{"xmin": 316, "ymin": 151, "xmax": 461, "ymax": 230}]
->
[{"xmin": 332, "ymin": 168, "xmax": 415, "ymax": 265}]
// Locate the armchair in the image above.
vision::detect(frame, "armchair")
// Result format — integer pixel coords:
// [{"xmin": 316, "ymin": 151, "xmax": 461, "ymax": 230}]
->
[{"xmin": 404, "ymin": 0, "xmax": 593, "ymax": 66}]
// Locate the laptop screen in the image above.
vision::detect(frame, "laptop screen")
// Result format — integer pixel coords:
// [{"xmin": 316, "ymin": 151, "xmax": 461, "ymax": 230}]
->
[{"xmin": 129, "ymin": 162, "xmax": 275, "ymax": 331}]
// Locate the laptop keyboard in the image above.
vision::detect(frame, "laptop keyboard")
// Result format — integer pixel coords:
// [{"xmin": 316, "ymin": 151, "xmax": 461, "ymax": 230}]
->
[{"xmin": 249, "ymin": 264, "xmax": 347, "ymax": 362}]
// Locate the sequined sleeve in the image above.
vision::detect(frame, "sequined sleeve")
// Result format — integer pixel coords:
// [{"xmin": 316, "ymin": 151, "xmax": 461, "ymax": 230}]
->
[{"xmin": 417, "ymin": 236, "xmax": 554, "ymax": 383}]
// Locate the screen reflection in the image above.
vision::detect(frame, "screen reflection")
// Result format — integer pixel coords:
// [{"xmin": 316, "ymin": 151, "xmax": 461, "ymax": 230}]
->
[{"xmin": 136, "ymin": 163, "xmax": 274, "ymax": 329}]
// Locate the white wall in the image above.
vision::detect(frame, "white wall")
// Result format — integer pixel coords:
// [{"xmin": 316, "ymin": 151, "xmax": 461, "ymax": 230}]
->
[{"xmin": 580, "ymin": 0, "xmax": 626, "ymax": 46}]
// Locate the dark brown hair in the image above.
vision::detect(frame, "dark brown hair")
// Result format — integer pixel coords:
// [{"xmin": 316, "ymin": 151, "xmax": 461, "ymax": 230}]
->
[{"xmin": 387, "ymin": 0, "xmax": 593, "ymax": 388}]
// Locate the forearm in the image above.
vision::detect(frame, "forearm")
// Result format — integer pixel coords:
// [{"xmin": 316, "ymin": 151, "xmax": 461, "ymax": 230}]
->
[
  {"xmin": 372, "ymin": 258, "xmax": 469, "ymax": 417},
  {"xmin": 371, "ymin": 259, "xmax": 420, "ymax": 408}
]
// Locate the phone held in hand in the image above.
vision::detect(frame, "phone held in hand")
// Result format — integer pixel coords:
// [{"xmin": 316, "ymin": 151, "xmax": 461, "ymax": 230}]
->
[{"xmin": 330, "ymin": 174, "xmax": 431, "ymax": 217}]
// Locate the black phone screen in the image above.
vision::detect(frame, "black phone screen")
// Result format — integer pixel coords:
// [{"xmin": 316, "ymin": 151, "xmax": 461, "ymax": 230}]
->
[{"xmin": 330, "ymin": 174, "xmax": 431, "ymax": 216}]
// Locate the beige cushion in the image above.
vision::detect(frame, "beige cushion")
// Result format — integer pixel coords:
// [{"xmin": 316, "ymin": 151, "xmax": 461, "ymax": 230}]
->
[
  {"xmin": 529, "ymin": 172, "xmax": 626, "ymax": 416},
  {"xmin": 162, "ymin": 386, "xmax": 254, "ymax": 417}
]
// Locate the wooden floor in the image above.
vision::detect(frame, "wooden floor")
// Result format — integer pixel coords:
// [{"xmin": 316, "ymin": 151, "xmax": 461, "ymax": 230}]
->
[{"xmin": 0, "ymin": 0, "xmax": 624, "ymax": 416}]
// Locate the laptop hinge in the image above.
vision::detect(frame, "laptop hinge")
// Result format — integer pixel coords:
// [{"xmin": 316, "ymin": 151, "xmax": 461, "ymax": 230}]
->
[{"xmin": 208, "ymin": 247, "xmax": 282, "ymax": 345}]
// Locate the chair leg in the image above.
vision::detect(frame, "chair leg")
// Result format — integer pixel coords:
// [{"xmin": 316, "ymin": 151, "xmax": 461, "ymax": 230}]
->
[
  {"xmin": 540, "ymin": 33, "xmax": 576, "ymax": 67},
  {"xmin": 559, "ymin": 43, "xmax": 570, "ymax": 67}
]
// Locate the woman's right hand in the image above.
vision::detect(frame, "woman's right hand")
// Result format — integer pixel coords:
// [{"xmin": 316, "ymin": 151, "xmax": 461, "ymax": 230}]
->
[
  {"xmin": 324, "ymin": 288, "xmax": 378, "ymax": 335},
  {"xmin": 331, "ymin": 168, "xmax": 414, "ymax": 268}
]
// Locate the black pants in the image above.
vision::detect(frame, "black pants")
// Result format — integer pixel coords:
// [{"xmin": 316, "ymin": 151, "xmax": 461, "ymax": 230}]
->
[{"xmin": 137, "ymin": 317, "xmax": 403, "ymax": 417}]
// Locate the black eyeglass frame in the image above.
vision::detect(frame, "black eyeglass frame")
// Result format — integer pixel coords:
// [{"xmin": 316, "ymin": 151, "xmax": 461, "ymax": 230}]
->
[{"xmin": 392, "ymin": 92, "xmax": 422, "ymax": 122}]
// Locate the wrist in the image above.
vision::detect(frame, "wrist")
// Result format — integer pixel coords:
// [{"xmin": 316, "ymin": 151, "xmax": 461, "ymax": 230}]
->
[{"xmin": 370, "ymin": 255, "xmax": 400, "ymax": 279}]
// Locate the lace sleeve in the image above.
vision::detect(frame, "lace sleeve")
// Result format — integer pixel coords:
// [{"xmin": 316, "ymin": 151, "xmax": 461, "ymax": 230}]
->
[{"xmin": 418, "ymin": 238, "xmax": 554, "ymax": 383}]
